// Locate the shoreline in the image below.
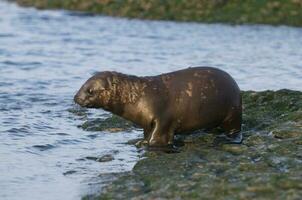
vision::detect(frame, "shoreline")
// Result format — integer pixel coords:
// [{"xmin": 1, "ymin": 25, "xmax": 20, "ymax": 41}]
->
[{"xmin": 11, "ymin": 0, "xmax": 302, "ymax": 27}]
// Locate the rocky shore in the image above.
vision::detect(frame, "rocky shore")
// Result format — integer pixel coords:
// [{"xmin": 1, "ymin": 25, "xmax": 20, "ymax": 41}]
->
[
  {"xmin": 12, "ymin": 0, "xmax": 302, "ymax": 26},
  {"xmin": 81, "ymin": 90, "xmax": 302, "ymax": 199}
]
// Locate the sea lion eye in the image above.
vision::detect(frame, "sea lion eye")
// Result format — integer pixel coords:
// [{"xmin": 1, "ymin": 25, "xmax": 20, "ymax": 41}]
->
[{"xmin": 87, "ymin": 88, "xmax": 94, "ymax": 95}]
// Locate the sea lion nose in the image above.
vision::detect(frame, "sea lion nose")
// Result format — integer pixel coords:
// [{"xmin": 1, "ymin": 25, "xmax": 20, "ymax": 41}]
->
[{"xmin": 74, "ymin": 94, "xmax": 84, "ymax": 105}]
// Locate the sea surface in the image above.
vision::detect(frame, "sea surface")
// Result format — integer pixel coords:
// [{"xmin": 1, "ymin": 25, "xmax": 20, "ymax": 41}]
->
[{"xmin": 0, "ymin": 1, "xmax": 302, "ymax": 199}]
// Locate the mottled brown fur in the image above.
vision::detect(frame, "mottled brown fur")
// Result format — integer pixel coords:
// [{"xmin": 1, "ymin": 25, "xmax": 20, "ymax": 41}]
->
[{"xmin": 74, "ymin": 67, "xmax": 242, "ymax": 147}]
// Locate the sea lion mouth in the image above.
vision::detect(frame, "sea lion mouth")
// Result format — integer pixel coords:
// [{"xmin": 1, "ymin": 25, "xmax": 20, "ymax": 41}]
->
[
  {"xmin": 77, "ymin": 101, "xmax": 94, "ymax": 108},
  {"xmin": 74, "ymin": 95, "xmax": 91, "ymax": 108},
  {"xmin": 74, "ymin": 94, "xmax": 83, "ymax": 104},
  {"xmin": 83, "ymin": 103, "xmax": 95, "ymax": 108}
]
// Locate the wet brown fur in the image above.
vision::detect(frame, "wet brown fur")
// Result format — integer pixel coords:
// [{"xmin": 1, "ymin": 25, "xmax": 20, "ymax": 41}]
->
[{"xmin": 74, "ymin": 67, "xmax": 242, "ymax": 146}]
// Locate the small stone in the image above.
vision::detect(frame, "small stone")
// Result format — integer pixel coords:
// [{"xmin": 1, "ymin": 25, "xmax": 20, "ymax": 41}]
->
[
  {"xmin": 96, "ymin": 154, "xmax": 114, "ymax": 162},
  {"xmin": 244, "ymin": 135, "xmax": 266, "ymax": 146},
  {"xmin": 105, "ymin": 127, "xmax": 124, "ymax": 132},
  {"xmin": 85, "ymin": 155, "xmax": 114, "ymax": 162},
  {"xmin": 272, "ymin": 129, "xmax": 301, "ymax": 139},
  {"xmin": 221, "ymin": 144, "xmax": 247, "ymax": 155},
  {"xmin": 294, "ymin": 139, "xmax": 302, "ymax": 145}
]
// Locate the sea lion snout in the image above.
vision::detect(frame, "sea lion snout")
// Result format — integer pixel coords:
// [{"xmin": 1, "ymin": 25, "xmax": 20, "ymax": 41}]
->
[
  {"xmin": 74, "ymin": 90, "xmax": 90, "ymax": 107},
  {"xmin": 74, "ymin": 93, "xmax": 84, "ymax": 105},
  {"xmin": 74, "ymin": 75, "xmax": 111, "ymax": 108}
]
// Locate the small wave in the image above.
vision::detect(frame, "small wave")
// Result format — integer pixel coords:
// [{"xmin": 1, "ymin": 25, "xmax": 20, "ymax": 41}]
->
[
  {"xmin": 7, "ymin": 127, "xmax": 30, "ymax": 134},
  {"xmin": 86, "ymin": 133, "xmax": 99, "ymax": 139},
  {"xmin": 57, "ymin": 139, "xmax": 82, "ymax": 145},
  {"xmin": 27, "ymin": 96, "xmax": 50, "ymax": 103},
  {"xmin": 0, "ymin": 82, "xmax": 14, "ymax": 87},
  {"xmin": 32, "ymin": 144, "xmax": 56, "ymax": 151},
  {"xmin": 63, "ymin": 170, "xmax": 77, "ymax": 176},
  {"xmin": 54, "ymin": 132, "xmax": 69, "ymax": 136},
  {"xmin": 2, "ymin": 60, "xmax": 42, "ymax": 67},
  {"xmin": 65, "ymin": 11, "xmax": 96, "ymax": 17},
  {"xmin": 0, "ymin": 33, "xmax": 16, "ymax": 38}
]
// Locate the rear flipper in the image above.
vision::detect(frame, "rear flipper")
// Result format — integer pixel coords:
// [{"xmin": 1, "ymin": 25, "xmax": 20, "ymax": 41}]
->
[{"xmin": 220, "ymin": 107, "xmax": 242, "ymax": 144}]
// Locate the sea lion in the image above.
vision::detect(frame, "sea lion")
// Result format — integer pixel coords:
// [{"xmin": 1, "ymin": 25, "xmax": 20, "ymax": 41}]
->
[{"xmin": 74, "ymin": 67, "xmax": 242, "ymax": 147}]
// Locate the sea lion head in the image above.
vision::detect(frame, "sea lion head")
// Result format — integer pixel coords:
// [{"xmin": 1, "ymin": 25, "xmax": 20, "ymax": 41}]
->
[{"xmin": 74, "ymin": 72, "xmax": 112, "ymax": 108}]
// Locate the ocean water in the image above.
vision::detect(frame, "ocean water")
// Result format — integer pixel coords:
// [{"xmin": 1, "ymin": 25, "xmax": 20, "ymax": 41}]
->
[{"xmin": 0, "ymin": 1, "xmax": 301, "ymax": 199}]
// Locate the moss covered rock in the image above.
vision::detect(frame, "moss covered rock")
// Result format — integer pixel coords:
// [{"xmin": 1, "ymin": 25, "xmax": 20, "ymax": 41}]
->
[{"xmin": 12, "ymin": 0, "xmax": 302, "ymax": 26}]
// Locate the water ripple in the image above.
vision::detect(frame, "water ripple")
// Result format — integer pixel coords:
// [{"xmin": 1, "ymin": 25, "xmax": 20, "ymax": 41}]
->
[
  {"xmin": 7, "ymin": 127, "xmax": 30, "ymax": 134},
  {"xmin": 32, "ymin": 144, "xmax": 56, "ymax": 151},
  {"xmin": 0, "ymin": 33, "xmax": 17, "ymax": 37},
  {"xmin": 1, "ymin": 60, "xmax": 42, "ymax": 66}
]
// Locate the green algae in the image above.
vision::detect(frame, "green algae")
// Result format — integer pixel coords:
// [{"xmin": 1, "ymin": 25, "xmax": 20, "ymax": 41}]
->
[
  {"xmin": 83, "ymin": 89, "xmax": 302, "ymax": 200},
  {"xmin": 79, "ymin": 115, "xmax": 135, "ymax": 132},
  {"xmin": 12, "ymin": 0, "xmax": 302, "ymax": 26}
]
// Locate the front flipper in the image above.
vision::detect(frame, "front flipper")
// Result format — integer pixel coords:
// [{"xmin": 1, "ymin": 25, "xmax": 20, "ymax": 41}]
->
[
  {"xmin": 148, "ymin": 118, "xmax": 174, "ymax": 147},
  {"xmin": 134, "ymin": 139, "xmax": 148, "ymax": 148}
]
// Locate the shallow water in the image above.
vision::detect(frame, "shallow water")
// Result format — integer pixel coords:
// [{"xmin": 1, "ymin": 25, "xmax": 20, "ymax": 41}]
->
[{"xmin": 0, "ymin": 1, "xmax": 301, "ymax": 200}]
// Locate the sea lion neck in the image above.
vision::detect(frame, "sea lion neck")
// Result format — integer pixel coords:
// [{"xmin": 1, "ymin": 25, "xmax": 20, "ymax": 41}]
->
[{"xmin": 104, "ymin": 72, "xmax": 147, "ymax": 115}]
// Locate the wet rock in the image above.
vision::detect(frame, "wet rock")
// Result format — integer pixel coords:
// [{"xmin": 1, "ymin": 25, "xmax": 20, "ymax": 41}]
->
[
  {"xmin": 67, "ymin": 106, "xmax": 87, "ymax": 117},
  {"xmin": 294, "ymin": 139, "xmax": 302, "ymax": 145},
  {"xmin": 79, "ymin": 115, "xmax": 135, "ymax": 132},
  {"xmin": 272, "ymin": 128, "xmax": 301, "ymax": 139},
  {"xmin": 86, "ymin": 155, "xmax": 114, "ymax": 162},
  {"xmin": 97, "ymin": 155, "xmax": 114, "ymax": 162},
  {"xmin": 244, "ymin": 134, "xmax": 267, "ymax": 146},
  {"xmin": 126, "ymin": 138, "xmax": 147, "ymax": 148},
  {"xmin": 221, "ymin": 144, "xmax": 248, "ymax": 155}
]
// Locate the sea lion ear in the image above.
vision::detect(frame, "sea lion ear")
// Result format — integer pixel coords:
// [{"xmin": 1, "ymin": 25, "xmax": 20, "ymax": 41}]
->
[
  {"xmin": 98, "ymin": 79, "xmax": 108, "ymax": 90},
  {"xmin": 106, "ymin": 76, "xmax": 114, "ymax": 88},
  {"xmin": 89, "ymin": 78, "xmax": 106, "ymax": 91}
]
